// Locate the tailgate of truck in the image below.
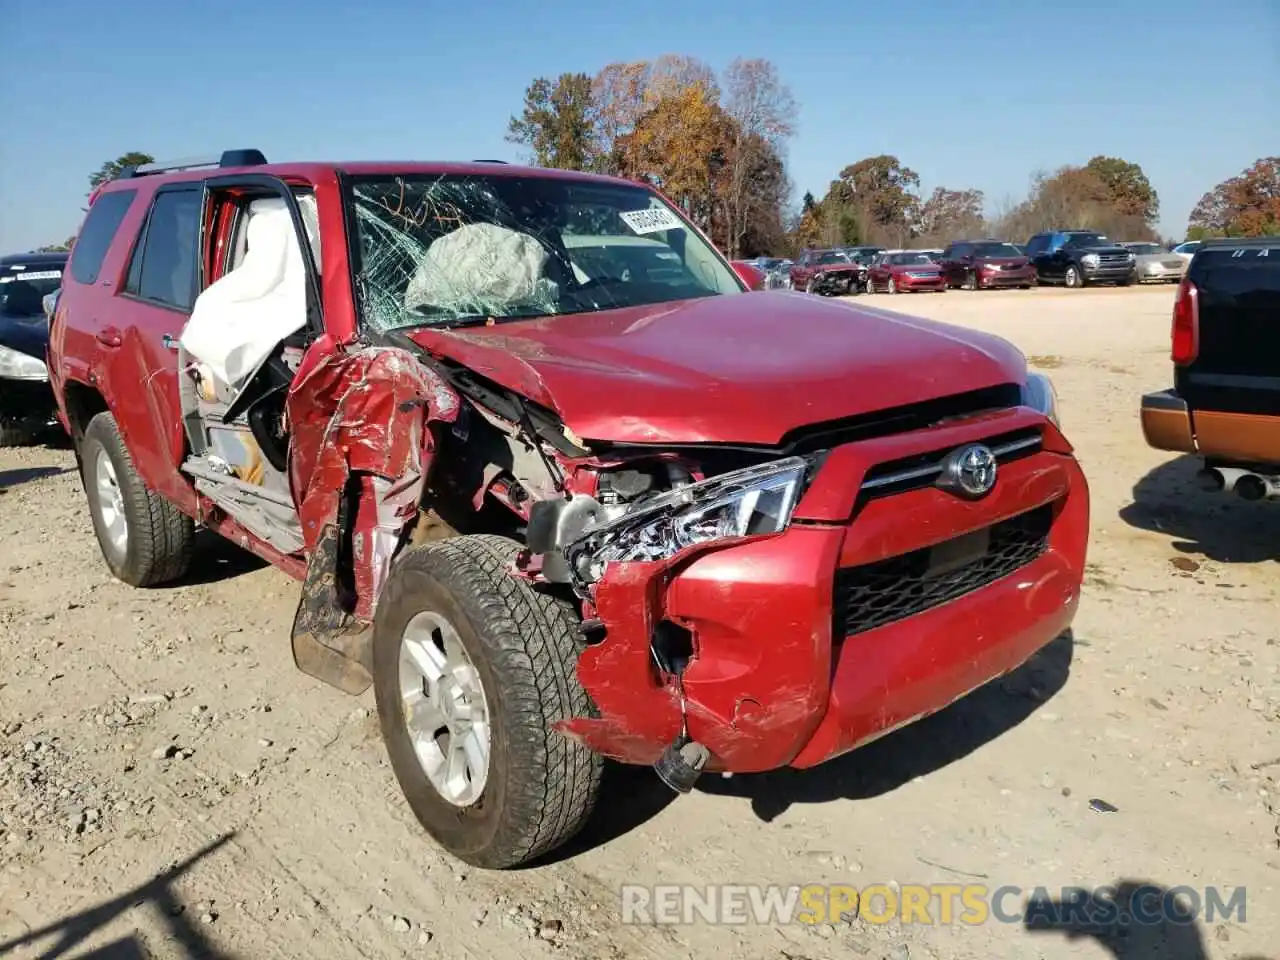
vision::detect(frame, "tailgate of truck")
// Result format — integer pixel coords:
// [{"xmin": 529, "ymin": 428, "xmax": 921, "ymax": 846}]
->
[{"xmin": 1175, "ymin": 239, "xmax": 1280, "ymax": 416}]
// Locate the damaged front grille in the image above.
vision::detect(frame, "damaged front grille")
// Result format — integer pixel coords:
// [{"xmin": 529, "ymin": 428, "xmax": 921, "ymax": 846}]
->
[
  {"xmin": 858, "ymin": 426, "xmax": 1043, "ymax": 500},
  {"xmin": 833, "ymin": 504, "xmax": 1054, "ymax": 638},
  {"xmin": 776, "ymin": 383, "xmax": 1024, "ymax": 456}
]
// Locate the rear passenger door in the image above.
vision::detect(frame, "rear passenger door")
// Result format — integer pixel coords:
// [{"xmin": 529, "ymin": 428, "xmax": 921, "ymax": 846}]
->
[{"xmin": 116, "ymin": 185, "xmax": 203, "ymax": 508}]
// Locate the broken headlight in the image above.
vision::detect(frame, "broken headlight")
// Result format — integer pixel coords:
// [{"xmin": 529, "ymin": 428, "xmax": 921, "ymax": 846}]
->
[
  {"xmin": 566, "ymin": 456, "xmax": 818, "ymax": 585},
  {"xmin": 1022, "ymin": 372, "xmax": 1059, "ymax": 426}
]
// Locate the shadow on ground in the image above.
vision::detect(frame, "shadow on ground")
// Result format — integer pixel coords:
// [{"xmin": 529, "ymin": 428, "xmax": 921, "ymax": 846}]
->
[
  {"xmin": 0, "ymin": 833, "xmax": 237, "ymax": 960},
  {"xmin": 159, "ymin": 530, "xmax": 269, "ymax": 588},
  {"xmin": 1120, "ymin": 454, "xmax": 1280, "ymax": 563},
  {"xmin": 1023, "ymin": 878, "xmax": 1264, "ymax": 960},
  {"xmin": 699, "ymin": 629, "xmax": 1075, "ymax": 821},
  {"xmin": 0, "ymin": 465, "xmax": 72, "ymax": 491},
  {"xmin": 548, "ymin": 630, "xmax": 1075, "ymax": 860}
]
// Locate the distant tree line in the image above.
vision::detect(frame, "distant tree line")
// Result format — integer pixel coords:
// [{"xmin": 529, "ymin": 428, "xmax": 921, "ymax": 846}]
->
[{"xmin": 45, "ymin": 133, "xmax": 1278, "ymax": 257}]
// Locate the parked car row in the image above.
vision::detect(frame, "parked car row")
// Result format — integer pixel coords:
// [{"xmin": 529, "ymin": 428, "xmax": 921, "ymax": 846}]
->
[{"xmin": 767, "ymin": 229, "xmax": 1195, "ymax": 298}]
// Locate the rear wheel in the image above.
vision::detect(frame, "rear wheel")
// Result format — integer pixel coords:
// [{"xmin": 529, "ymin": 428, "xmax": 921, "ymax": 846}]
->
[
  {"xmin": 80, "ymin": 412, "xmax": 194, "ymax": 587},
  {"xmin": 372, "ymin": 535, "xmax": 603, "ymax": 868}
]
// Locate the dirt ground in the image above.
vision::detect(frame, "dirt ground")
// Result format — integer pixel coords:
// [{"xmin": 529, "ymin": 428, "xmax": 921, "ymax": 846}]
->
[{"xmin": 2, "ymin": 285, "xmax": 1277, "ymax": 960}]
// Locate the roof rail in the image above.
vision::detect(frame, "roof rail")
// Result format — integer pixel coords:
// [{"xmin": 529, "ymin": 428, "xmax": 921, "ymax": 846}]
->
[
  {"xmin": 472, "ymin": 159, "xmax": 509, "ymax": 164},
  {"xmin": 121, "ymin": 149, "xmax": 268, "ymax": 179}
]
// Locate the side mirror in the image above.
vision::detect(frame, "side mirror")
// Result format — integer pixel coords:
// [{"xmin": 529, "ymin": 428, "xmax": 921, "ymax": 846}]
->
[
  {"xmin": 42, "ymin": 289, "xmax": 60, "ymax": 322},
  {"xmin": 731, "ymin": 260, "xmax": 766, "ymax": 291}
]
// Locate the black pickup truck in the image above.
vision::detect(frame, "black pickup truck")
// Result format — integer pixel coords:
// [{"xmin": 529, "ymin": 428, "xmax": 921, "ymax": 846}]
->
[{"xmin": 1140, "ymin": 236, "xmax": 1280, "ymax": 501}]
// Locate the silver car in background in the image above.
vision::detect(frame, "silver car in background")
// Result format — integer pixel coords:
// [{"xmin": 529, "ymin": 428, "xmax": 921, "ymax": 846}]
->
[
  {"xmin": 1121, "ymin": 242, "xmax": 1186, "ymax": 283},
  {"xmin": 751, "ymin": 257, "xmax": 793, "ymax": 289}
]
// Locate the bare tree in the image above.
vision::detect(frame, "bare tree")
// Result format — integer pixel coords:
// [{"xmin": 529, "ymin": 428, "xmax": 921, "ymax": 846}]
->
[{"xmin": 722, "ymin": 58, "xmax": 797, "ymax": 257}]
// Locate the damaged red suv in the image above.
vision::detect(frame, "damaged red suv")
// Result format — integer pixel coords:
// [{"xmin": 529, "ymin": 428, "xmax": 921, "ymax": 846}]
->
[{"xmin": 49, "ymin": 151, "xmax": 1088, "ymax": 868}]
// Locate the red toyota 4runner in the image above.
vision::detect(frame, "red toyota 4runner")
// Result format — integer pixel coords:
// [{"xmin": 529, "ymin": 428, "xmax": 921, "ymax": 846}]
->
[{"xmin": 49, "ymin": 151, "xmax": 1088, "ymax": 867}]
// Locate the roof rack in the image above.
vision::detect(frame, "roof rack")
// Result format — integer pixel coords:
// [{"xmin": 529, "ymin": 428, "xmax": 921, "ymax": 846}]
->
[{"xmin": 122, "ymin": 149, "xmax": 268, "ymax": 178}]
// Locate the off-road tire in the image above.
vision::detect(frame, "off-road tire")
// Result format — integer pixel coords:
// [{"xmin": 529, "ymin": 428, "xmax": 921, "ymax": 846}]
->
[
  {"xmin": 81, "ymin": 412, "xmax": 194, "ymax": 587},
  {"xmin": 372, "ymin": 535, "xmax": 603, "ymax": 869}
]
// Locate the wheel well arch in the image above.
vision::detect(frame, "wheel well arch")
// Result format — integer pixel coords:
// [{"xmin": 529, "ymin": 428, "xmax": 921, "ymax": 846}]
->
[{"xmin": 62, "ymin": 379, "xmax": 109, "ymax": 444}]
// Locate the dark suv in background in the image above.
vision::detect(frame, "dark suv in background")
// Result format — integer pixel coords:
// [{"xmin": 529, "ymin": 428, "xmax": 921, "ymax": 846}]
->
[{"xmin": 1024, "ymin": 230, "xmax": 1135, "ymax": 288}]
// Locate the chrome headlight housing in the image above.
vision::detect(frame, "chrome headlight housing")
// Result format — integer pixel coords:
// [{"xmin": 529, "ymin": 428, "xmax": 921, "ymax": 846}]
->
[
  {"xmin": 0, "ymin": 344, "xmax": 48, "ymax": 381},
  {"xmin": 565, "ymin": 456, "xmax": 820, "ymax": 585},
  {"xmin": 1081, "ymin": 253, "xmax": 1100, "ymax": 266},
  {"xmin": 1022, "ymin": 371, "xmax": 1059, "ymax": 426}
]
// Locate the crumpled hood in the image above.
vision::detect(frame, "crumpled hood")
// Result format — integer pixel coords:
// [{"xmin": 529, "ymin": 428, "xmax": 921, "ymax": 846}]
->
[{"xmin": 406, "ymin": 291, "xmax": 1027, "ymax": 445}]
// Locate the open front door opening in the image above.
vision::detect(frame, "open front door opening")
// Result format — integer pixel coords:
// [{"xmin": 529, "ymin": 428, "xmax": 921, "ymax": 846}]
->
[{"xmin": 175, "ymin": 181, "xmax": 322, "ymax": 556}]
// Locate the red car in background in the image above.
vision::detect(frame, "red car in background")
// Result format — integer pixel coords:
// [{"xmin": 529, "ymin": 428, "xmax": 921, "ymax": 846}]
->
[
  {"xmin": 789, "ymin": 248, "xmax": 865, "ymax": 295},
  {"xmin": 940, "ymin": 240, "xmax": 1037, "ymax": 290},
  {"xmin": 865, "ymin": 251, "xmax": 947, "ymax": 294}
]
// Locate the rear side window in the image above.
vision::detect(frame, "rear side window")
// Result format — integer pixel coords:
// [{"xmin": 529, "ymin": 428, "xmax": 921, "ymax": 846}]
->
[
  {"xmin": 69, "ymin": 190, "xmax": 137, "ymax": 285},
  {"xmin": 125, "ymin": 189, "xmax": 202, "ymax": 311},
  {"xmin": 1189, "ymin": 246, "xmax": 1280, "ymax": 295}
]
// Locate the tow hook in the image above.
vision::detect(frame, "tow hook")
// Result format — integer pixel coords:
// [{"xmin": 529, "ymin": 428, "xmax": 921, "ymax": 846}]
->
[
  {"xmin": 655, "ymin": 730, "xmax": 710, "ymax": 794},
  {"xmin": 650, "ymin": 621, "xmax": 709, "ymax": 793}
]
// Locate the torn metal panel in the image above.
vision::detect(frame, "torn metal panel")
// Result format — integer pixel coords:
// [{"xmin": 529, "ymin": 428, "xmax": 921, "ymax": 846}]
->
[
  {"xmin": 287, "ymin": 344, "xmax": 459, "ymax": 557},
  {"xmin": 285, "ymin": 344, "xmax": 459, "ymax": 686},
  {"xmin": 554, "ymin": 562, "xmax": 684, "ymax": 765}
]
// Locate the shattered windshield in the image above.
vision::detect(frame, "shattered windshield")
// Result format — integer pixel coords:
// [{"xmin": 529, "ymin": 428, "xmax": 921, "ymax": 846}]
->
[{"xmin": 346, "ymin": 174, "xmax": 742, "ymax": 332}]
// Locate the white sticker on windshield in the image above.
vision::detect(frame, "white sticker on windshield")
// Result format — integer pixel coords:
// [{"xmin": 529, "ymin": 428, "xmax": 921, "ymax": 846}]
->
[
  {"xmin": 1, "ymin": 270, "xmax": 62, "ymax": 283},
  {"xmin": 620, "ymin": 207, "xmax": 684, "ymax": 235}
]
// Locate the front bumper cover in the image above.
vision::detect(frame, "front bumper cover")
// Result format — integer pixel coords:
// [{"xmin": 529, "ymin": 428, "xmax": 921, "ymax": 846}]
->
[{"xmin": 557, "ymin": 410, "xmax": 1089, "ymax": 772}]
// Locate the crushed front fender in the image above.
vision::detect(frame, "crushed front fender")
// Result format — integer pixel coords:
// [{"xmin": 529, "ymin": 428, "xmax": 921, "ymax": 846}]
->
[{"xmin": 285, "ymin": 344, "xmax": 459, "ymax": 693}]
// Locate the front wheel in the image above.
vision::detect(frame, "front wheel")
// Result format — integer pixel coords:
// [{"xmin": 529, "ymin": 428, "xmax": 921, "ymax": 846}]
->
[
  {"xmin": 887, "ymin": 276, "xmax": 897, "ymax": 294},
  {"xmin": 962, "ymin": 270, "xmax": 977, "ymax": 291},
  {"xmin": 1064, "ymin": 265, "xmax": 1083, "ymax": 288},
  {"xmin": 805, "ymin": 277, "xmax": 819, "ymax": 295},
  {"xmin": 372, "ymin": 535, "xmax": 603, "ymax": 869}
]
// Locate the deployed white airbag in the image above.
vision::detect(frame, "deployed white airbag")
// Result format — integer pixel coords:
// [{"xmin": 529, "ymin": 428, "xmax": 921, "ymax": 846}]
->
[
  {"xmin": 404, "ymin": 223, "xmax": 555, "ymax": 316},
  {"xmin": 180, "ymin": 198, "xmax": 308, "ymax": 390}
]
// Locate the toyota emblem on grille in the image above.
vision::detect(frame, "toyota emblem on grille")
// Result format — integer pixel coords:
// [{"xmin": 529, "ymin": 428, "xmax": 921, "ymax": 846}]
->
[{"xmin": 938, "ymin": 443, "xmax": 998, "ymax": 498}]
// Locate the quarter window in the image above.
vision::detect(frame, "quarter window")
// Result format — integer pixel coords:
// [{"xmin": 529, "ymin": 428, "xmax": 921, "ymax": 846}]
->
[{"xmin": 69, "ymin": 190, "xmax": 137, "ymax": 285}]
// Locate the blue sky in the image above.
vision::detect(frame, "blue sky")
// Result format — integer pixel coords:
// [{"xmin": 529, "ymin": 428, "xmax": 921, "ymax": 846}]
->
[{"xmin": 1, "ymin": 0, "xmax": 1275, "ymax": 252}]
